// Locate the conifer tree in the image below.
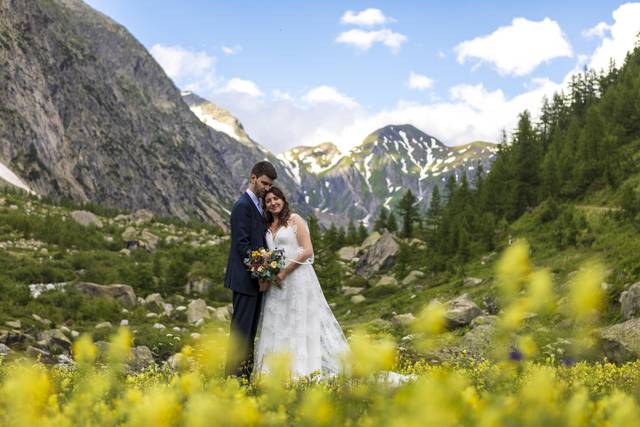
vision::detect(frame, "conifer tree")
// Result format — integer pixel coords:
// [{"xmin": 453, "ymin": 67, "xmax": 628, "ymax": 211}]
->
[
  {"xmin": 346, "ymin": 220, "xmax": 357, "ymax": 245},
  {"xmin": 374, "ymin": 207, "xmax": 389, "ymax": 232},
  {"xmin": 386, "ymin": 212, "xmax": 398, "ymax": 233},
  {"xmin": 357, "ymin": 221, "xmax": 368, "ymax": 244},
  {"xmin": 425, "ymin": 185, "xmax": 442, "ymax": 243},
  {"xmin": 398, "ymin": 189, "xmax": 419, "ymax": 238}
]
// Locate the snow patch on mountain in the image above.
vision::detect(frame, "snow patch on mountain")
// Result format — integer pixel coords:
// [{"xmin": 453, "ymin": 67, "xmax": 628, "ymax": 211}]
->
[{"xmin": 0, "ymin": 160, "xmax": 33, "ymax": 194}]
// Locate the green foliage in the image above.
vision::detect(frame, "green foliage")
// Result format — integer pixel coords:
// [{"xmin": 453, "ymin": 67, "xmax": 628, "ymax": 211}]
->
[{"xmin": 398, "ymin": 189, "xmax": 419, "ymax": 238}]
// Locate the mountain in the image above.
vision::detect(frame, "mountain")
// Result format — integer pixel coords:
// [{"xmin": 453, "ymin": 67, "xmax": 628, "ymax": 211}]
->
[
  {"xmin": 0, "ymin": 0, "xmax": 242, "ymax": 228},
  {"xmin": 181, "ymin": 92, "xmax": 325, "ymax": 222},
  {"xmin": 280, "ymin": 124, "xmax": 498, "ymax": 223}
]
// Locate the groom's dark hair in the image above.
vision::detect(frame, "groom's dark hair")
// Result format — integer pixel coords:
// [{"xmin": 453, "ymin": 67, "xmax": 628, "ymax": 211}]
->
[{"xmin": 251, "ymin": 161, "xmax": 277, "ymax": 180}]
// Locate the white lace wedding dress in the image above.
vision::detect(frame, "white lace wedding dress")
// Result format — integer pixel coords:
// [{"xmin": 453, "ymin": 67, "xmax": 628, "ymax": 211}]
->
[{"xmin": 254, "ymin": 215, "xmax": 348, "ymax": 379}]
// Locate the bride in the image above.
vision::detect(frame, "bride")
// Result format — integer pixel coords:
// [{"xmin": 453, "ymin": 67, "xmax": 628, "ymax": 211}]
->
[{"xmin": 254, "ymin": 186, "xmax": 348, "ymax": 379}]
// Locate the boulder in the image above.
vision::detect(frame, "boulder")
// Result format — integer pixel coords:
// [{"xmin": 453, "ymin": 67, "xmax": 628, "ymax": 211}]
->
[
  {"xmin": 144, "ymin": 293, "xmax": 164, "ymax": 307},
  {"xmin": 355, "ymin": 231, "xmax": 399, "ymax": 277},
  {"xmin": 470, "ymin": 315, "xmax": 498, "ymax": 328},
  {"xmin": 596, "ymin": 318, "xmax": 640, "ymax": 363},
  {"xmin": 32, "ymin": 314, "xmax": 52, "ymax": 327},
  {"xmin": 5, "ymin": 320, "xmax": 21, "ymax": 329},
  {"xmin": 350, "ymin": 295, "xmax": 366, "ymax": 304},
  {"xmin": 0, "ymin": 343, "xmax": 11, "ymax": 356},
  {"xmin": 620, "ymin": 282, "xmax": 640, "ymax": 320},
  {"xmin": 70, "ymin": 210, "xmax": 103, "ymax": 228},
  {"xmin": 445, "ymin": 294, "xmax": 483, "ymax": 328},
  {"xmin": 337, "ymin": 246, "xmax": 360, "ymax": 262},
  {"xmin": 75, "ymin": 282, "xmax": 137, "ymax": 307},
  {"xmin": 37, "ymin": 329, "xmax": 72, "ymax": 353},
  {"xmin": 392, "ymin": 313, "xmax": 416, "ymax": 326},
  {"xmin": 212, "ymin": 307, "xmax": 230, "ymax": 322},
  {"xmin": 140, "ymin": 230, "xmax": 160, "ymax": 253},
  {"xmin": 131, "ymin": 209, "xmax": 155, "ymax": 225},
  {"xmin": 402, "ymin": 271, "xmax": 425, "ymax": 286},
  {"xmin": 187, "ymin": 299, "xmax": 210, "ymax": 324},
  {"xmin": 122, "ymin": 227, "xmax": 138, "ymax": 242},
  {"xmin": 129, "ymin": 346, "xmax": 155, "ymax": 371},
  {"xmin": 360, "ymin": 232, "xmax": 381, "ymax": 250},
  {"xmin": 342, "ymin": 286, "xmax": 364, "ymax": 296},
  {"xmin": 463, "ymin": 277, "xmax": 484, "ymax": 287},
  {"xmin": 185, "ymin": 278, "xmax": 212, "ymax": 295},
  {"xmin": 375, "ymin": 275, "xmax": 399, "ymax": 288},
  {"xmin": 26, "ymin": 346, "xmax": 53, "ymax": 363},
  {"xmin": 153, "ymin": 323, "xmax": 166, "ymax": 330},
  {"xmin": 95, "ymin": 322, "xmax": 113, "ymax": 330}
]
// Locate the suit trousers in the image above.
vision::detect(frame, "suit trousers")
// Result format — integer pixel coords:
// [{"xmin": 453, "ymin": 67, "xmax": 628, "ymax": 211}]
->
[{"xmin": 225, "ymin": 290, "xmax": 263, "ymax": 379}]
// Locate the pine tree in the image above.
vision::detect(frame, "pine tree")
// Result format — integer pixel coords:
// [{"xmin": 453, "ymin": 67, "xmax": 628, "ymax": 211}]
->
[
  {"xmin": 336, "ymin": 226, "xmax": 346, "ymax": 248},
  {"xmin": 323, "ymin": 223, "xmax": 339, "ymax": 250},
  {"xmin": 398, "ymin": 189, "xmax": 419, "ymax": 238},
  {"xmin": 425, "ymin": 185, "xmax": 442, "ymax": 243},
  {"xmin": 444, "ymin": 175, "xmax": 457, "ymax": 204},
  {"xmin": 357, "ymin": 221, "xmax": 368, "ymax": 244},
  {"xmin": 374, "ymin": 207, "xmax": 389, "ymax": 232},
  {"xmin": 386, "ymin": 212, "xmax": 398, "ymax": 233},
  {"xmin": 307, "ymin": 215, "xmax": 320, "ymax": 246},
  {"xmin": 346, "ymin": 220, "xmax": 357, "ymax": 245}
]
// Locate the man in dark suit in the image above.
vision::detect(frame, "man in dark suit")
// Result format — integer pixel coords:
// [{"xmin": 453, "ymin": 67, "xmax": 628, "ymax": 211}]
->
[{"xmin": 224, "ymin": 161, "xmax": 277, "ymax": 379}]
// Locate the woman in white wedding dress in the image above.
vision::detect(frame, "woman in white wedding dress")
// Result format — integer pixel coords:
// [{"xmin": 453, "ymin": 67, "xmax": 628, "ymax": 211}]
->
[{"xmin": 254, "ymin": 186, "xmax": 349, "ymax": 379}]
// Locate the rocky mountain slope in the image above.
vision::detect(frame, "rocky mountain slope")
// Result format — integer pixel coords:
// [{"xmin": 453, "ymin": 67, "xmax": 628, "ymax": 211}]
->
[
  {"xmin": 0, "ymin": 0, "xmax": 244, "ymax": 228},
  {"xmin": 280, "ymin": 124, "xmax": 498, "ymax": 223},
  {"xmin": 181, "ymin": 92, "xmax": 322, "ymax": 222}
]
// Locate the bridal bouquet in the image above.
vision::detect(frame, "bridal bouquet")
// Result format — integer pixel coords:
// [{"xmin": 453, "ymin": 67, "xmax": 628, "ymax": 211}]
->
[{"xmin": 244, "ymin": 247, "xmax": 286, "ymax": 287}]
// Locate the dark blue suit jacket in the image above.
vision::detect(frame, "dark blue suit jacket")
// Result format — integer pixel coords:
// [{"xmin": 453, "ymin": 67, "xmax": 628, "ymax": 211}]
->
[{"xmin": 224, "ymin": 192, "xmax": 268, "ymax": 296}]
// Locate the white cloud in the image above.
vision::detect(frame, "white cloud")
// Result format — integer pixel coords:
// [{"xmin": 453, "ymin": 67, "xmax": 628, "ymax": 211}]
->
[
  {"xmin": 222, "ymin": 78, "xmax": 264, "ymax": 97},
  {"xmin": 303, "ymin": 86, "xmax": 359, "ymax": 108},
  {"xmin": 221, "ymin": 45, "xmax": 242, "ymax": 55},
  {"xmin": 151, "ymin": 44, "xmax": 215, "ymax": 81},
  {"xmin": 336, "ymin": 28, "xmax": 407, "ymax": 52},
  {"xmin": 583, "ymin": 22, "xmax": 611, "ymax": 38},
  {"xmin": 407, "ymin": 71, "xmax": 434, "ymax": 91},
  {"xmin": 588, "ymin": 2, "xmax": 640, "ymax": 71},
  {"xmin": 340, "ymin": 8, "xmax": 393, "ymax": 27},
  {"xmin": 455, "ymin": 17, "xmax": 573, "ymax": 76},
  {"xmin": 272, "ymin": 89, "xmax": 294, "ymax": 101}
]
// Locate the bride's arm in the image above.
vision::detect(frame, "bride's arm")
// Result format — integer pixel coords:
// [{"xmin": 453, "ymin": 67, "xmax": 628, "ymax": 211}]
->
[{"xmin": 278, "ymin": 214, "xmax": 314, "ymax": 280}]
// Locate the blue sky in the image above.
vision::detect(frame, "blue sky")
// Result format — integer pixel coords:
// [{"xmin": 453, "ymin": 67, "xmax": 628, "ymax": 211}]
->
[{"xmin": 85, "ymin": 1, "xmax": 640, "ymax": 154}]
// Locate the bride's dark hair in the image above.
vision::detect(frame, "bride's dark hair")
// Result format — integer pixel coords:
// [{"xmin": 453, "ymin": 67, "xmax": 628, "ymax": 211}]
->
[{"xmin": 263, "ymin": 186, "xmax": 291, "ymax": 226}]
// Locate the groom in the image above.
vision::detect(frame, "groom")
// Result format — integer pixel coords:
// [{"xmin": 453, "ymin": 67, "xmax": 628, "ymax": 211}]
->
[{"xmin": 224, "ymin": 161, "xmax": 277, "ymax": 379}]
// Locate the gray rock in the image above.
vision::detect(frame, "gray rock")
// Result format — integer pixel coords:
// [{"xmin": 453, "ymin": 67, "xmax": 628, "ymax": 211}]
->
[
  {"xmin": 337, "ymin": 246, "xmax": 359, "ymax": 262},
  {"xmin": 152, "ymin": 323, "xmax": 166, "ymax": 330},
  {"xmin": 128, "ymin": 346, "xmax": 154, "ymax": 371},
  {"xmin": 131, "ymin": 210, "xmax": 155, "ymax": 225},
  {"xmin": 620, "ymin": 282, "xmax": 640, "ymax": 320},
  {"xmin": 187, "ymin": 299, "xmax": 210, "ymax": 324},
  {"xmin": 445, "ymin": 294, "xmax": 483, "ymax": 328},
  {"xmin": 37, "ymin": 329, "xmax": 72, "ymax": 353},
  {"xmin": 122, "ymin": 227, "xmax": 138, "ymax": 243},
  {"xmin": 185, "ymin": 278, "xmax": 212, "ymax": 295},
  {"xmin": 350, "ymin": 295, "xmax": 366, "ymax": 304},
  {"xmin": 463, "ymin": 277, "xmax": 484, "ymax": 287},
  {"xmin": 212, "ymin": 307, "xmax": 230, "ymax": 322},
  {"xmin": 596, "ymin": 318, "xmax": 640, "ymax": 363},
  {"xmin": 140, "ymin": 230, "xmax": 160, "ymax": 253},
  {"xmin": 32, "ymin": 314, "xmax": 52, "ymax": 327},
  {"xmin": 360, "ymin": 232, "xmax": 381, "ymax": 250},
  {"xmin": 75, "ymin": 282, "xmax": 137, "ymax": 307},
  {"xmin": 355, "ymin": 231, "xmax": 399, "ymax": 277},
  {"xmin": 120, "ymin": 319, "xmax": 129, "ymax": 326},
  {"xmin": 375, "ymin": 275, "xmax": 399, "ymax": 287},
  {"xmin": 5, "ymin": 320, "xmax": 21, "ymax": 329},
  {"xmin": 95, "ymin": 322, "xmax": 113, "ymax": 330},
  {"xmin": 26, "ymin": 346, "xmax": 52, "ymax": 363},
  {"xmin": 0, "ymin": 343, "xmax": 11, "ymax": 355},
  {"xmin": 402, "ymin": 271, "xmax": 425, "ymax": 286},
  {"xmin": 392, "ymin": 313, "xmax": 416, "ymax": 326},
  {"xmin": 144, "ymin": 293, "xmax": 164, "ymax": 307},
  {"xmin": 470, "ymin": 315, "xmax": 499, "ymax": 328},
  {"xmin": 70, "ymin": 210, "xmax": 103, "ymax": 228},
  {"xmin": 342, "ymin": 286, "xmax": 364, "ymax": 296}
]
